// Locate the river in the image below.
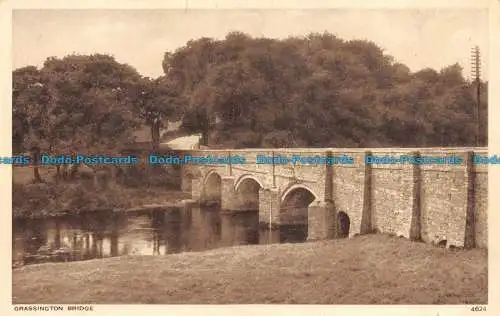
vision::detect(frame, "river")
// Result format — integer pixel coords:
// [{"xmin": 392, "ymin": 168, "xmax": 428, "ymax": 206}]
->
[{"xmin": 12, "ymin": 205, "xmax": 308, "ymax": 267}]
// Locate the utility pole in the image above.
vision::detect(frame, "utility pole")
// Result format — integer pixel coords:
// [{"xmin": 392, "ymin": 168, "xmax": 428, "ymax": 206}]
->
[{"xmin": 470, "ymin": 46, "xmax": 481, "ymax": 146}]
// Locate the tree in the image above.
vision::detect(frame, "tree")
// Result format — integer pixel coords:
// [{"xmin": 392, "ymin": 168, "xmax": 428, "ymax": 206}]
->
[
  {"xmin": 12, "ymin": 66, "xmax": 53, "ymax": 182},
  {"xmin": 13, "ymin": 54, "xmax": 145, "ymax": 183},
  {"xmin": 37, "ymin": 54, "xmax": 143, "ymax": 154},
  {"xmin": 166, "ymin": 37, "xmax": 219, "ymax": 145},
  {"xmin": 130, "ymin": 76, "xmax": 182, "ymax": 150},
  {"xmin": 165, "ymin": 31, "xmax": 488, "ymax": 149}
]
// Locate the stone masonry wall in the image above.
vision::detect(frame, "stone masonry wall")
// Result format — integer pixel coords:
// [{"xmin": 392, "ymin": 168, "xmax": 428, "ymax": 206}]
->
[
  {"xmin": 191, "ymin": 177, "xmax": 203, "ymax": 201},
  {"xmin": 419, "ymin": 153, "xmax": 469, "ymax": 247},
  {"xmin": 474, "ymin": 172, "xmax": 488, "ymax": 248},
  {"xmin": 258, "ymin": 188, "xmax": 280, "ymax": 226},
  {"xmin": 185, "ymin": 148, "xmax": 488, "ymax": 249},
  {"xmin": 369, "ymin": 151, "xmax": 417, "ymax": 239},
  {"xmin": 220, "ymin": 177, "xmax": 236, "ymax": 210},
  {"xmin": 308, "ymin": 201, "xmax": 335, "ymax": 240},
  {"xmin": 330, "ymin": 152, "xmax": 366, "ymax": 237}
]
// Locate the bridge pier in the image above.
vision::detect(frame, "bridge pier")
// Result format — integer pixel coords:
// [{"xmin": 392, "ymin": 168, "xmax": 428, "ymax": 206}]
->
[
  {"xmin": 221, "ymin": 176, "xmax": 237, "ymax": 210},
  {"xmin": 190, "ymin": 174, "xmax": 239, "ymax": 209},
  {"xmin": 307, "ymin": 200, "xmax": 336, "ymax": 241},
  {"xmin": 191, "ymin": 177, "xmax": 203, "ymax": 201},
  {"xmin": 258, "ymin": 188, "xmax": 281, "ymax": 226},
  {"xmin": 258, "ymin": 188, "xmax": 337, "ymax": 241}
]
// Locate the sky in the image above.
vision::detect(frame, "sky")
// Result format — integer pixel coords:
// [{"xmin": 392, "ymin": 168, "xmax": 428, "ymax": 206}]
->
[{"xmin": 12, "ymin": 9, "xmax": 489, "ymax": 80}]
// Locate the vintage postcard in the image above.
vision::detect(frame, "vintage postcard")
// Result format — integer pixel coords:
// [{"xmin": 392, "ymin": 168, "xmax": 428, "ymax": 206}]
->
[{"xmin": 1, "ymin": 0, "xmax": 498, "ymax": 315}]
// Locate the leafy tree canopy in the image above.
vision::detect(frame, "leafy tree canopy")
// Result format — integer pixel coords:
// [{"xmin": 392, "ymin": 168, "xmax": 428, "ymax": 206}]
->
[{"xmin": 165, "ymin": 31, "xmax": 487, "ymax": 148}]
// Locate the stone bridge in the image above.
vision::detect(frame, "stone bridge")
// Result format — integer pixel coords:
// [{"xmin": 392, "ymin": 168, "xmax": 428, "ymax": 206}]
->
[{"xmin": 179, "ymin": 148, "xmax": 488, "ymax": 249}]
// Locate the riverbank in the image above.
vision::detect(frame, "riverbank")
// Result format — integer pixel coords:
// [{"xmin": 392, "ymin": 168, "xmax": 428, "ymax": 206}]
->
[
  {"xmin": 13, "ymin": 183, "xmax": 191, "ymax": 219},
  {"xmin": 12, "ymin": 165, "xmax": 190, "ymax": 219},
  {"xmin": 12, "ymin": 234, "xmax": 487, "ymax": 304}
]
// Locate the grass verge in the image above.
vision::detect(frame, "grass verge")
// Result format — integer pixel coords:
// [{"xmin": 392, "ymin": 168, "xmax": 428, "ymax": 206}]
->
[{"xmin": 12, "ymin": 234, "xmax": 487, "ymax": 304}]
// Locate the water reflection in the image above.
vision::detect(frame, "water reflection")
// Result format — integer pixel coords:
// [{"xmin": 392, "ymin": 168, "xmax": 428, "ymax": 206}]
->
[{"xmin": 12, "ymin": 205, "xmax": 308, "ymax": 267}]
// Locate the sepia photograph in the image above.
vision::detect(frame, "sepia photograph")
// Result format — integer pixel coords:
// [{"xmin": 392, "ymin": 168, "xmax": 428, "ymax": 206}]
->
[{"xmin": 9, "ymin": 5, "xmax": 489, "ymax": 307}]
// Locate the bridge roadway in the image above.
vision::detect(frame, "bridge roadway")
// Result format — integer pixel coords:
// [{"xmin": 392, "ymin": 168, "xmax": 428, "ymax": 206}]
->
[{"xmin": 178, "ymin": 147, "xmax": 488, "ymax": 249}]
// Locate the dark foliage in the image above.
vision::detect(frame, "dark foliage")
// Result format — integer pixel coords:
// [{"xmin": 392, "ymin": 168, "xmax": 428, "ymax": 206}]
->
[{"xmin": 167, "ymin": 32, "xmax": 487, "ymax": 148}]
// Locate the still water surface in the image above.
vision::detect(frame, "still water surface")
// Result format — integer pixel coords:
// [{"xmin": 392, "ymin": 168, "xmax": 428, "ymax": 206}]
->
[{"xmin": 12, "ymin": 206, "xmax": 307, "ymax": 267}]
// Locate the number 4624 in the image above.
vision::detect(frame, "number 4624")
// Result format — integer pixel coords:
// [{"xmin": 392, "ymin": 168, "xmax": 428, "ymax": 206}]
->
[{"xmin": 470, "ymin": 306, "xmax": 487, "ymax": 312}]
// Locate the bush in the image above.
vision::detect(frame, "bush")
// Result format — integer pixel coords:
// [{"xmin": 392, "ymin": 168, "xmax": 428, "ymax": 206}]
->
[
  {"xmin": 119, "ymin": 165, "xmax": 180, "ymax": 189},
  {"xmin": 13, "ymin": 182, "xmax": 130, "ymax": 218}
]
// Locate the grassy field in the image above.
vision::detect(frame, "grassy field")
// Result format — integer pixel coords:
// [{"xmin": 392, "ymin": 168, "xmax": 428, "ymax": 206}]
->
[{"xmin": 12, "ymin": 234, "xmax": 487, "ymax": 304}]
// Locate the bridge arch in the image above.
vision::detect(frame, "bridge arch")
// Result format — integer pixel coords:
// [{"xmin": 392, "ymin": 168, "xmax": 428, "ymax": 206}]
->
[
  {"xmin": 202, "ymin": 169, "xmax": 222, "ymax": 203},
  {"xmin": 279, "ymin": 183, "xmax": 319, "ymax": 243},
  {"xmin": 181, "ymin": 168, "xmax": 201, "ymax": 193},
  {"xmin": 203, "ymin": 169, "xmax": 221, "ymax": 186},
  {"xmin": 337, "ymin": 211, "xmax": 351, "ymax": 238},
  {"xmin": 234, "ymin": 174, "xmax": 265, "ymax": 192},
  {"xmin": 280, "ymin": 183, "xmax": 320, "ymax": 203},
  {"xmin": 233, "ymin": 174, "xmax": 263, "ymax": 211},
  {"xmin": 182, "ymin": 166, "xmax": 201, "ymax": 179}
]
